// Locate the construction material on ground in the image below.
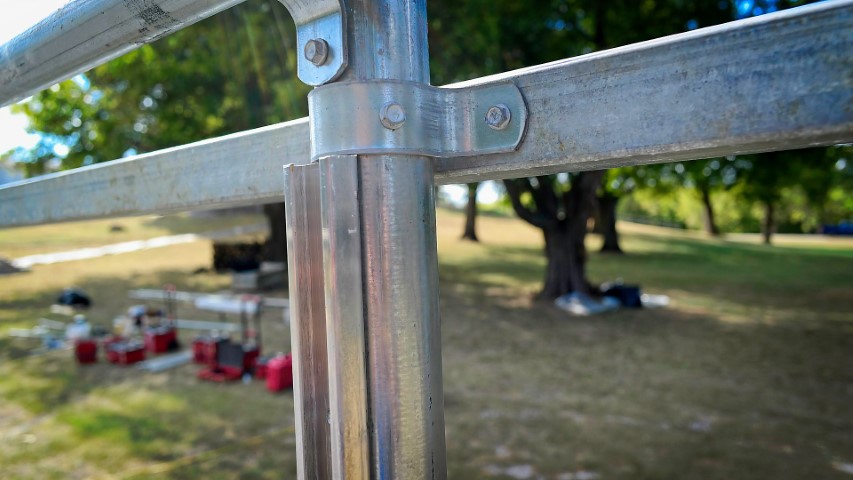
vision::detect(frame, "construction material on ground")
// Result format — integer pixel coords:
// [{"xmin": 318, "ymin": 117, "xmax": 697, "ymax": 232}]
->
[
  {"xmin": 640, "ymin": 294, "xmax": 670, "ymax": 308},
  {"xmin": 176, "ymin": 319, "xmax": 240, "ymax": 332},
  {"xmin": 232, "ymin": 262, "xmax": 286, "ymax": 291},
  {"xmin": 8, "ymin": 326, "xmax": 51, "ymax": 338},
  {"xmin": 555, "ymin": 292, "xmax": 621, "ymax": 316},
  {"xmin": 128, "ymin": 289, "xmax": 289, "ymax": 309},
  {"xmin": 38, "ymin": 318, "xmax": 65, "ymax": 330},
  {"xmin": 136, "ymin": 351, "xmax": 193, "ymax": 372}
]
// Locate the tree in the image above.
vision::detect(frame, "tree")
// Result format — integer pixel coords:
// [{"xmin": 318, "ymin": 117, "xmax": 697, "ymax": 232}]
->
[
  {"xmin": 739, "ymin": 148, "xmax": 846, "ymax": 244},
  {"xmin": 666, "ymin": 158, "xmax": 744, "ymax": 236},
  {"xmin": 504, "ymin": 173, "xmax": 604, "ymax": 298},
  {"xmin": 461, "ymin": 183, "xmax": 480, "ymax": 242},
  {"xmin": 12, "ymin": 1, "xmax": 308, "ymax": 261},
  {"xmin": 430, "ymin": 0, "xmax": 733, "ymax": 299}
]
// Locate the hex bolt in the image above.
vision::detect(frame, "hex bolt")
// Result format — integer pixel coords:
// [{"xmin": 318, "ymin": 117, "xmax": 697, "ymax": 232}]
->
[
  {"xmin": 380, "ymin": 102, "xmax": 406, "ymax": 130},
  {"xmin": 304, "ymin": 38, "xmax": 329, "ymax": 66},
  {"xmin": 485, "ymin": 104, "xmax": 512, "ymax": 130}
]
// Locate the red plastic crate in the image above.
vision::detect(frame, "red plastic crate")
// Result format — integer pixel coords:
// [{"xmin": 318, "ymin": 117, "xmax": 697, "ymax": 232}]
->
[{"xmin": 266, "ymin": 354, "xmax": 293, "ymax": 393}]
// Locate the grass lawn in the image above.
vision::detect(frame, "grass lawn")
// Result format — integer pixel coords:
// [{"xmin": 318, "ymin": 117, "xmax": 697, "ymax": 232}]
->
[{"xmin": 1, "ymin": 209, "xmax": 851, "ymax": 479}]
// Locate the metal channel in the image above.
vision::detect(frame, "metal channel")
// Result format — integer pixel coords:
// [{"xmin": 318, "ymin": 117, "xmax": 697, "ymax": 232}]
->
[
  {"xmin": 283, "ymin": 163, "xmax": 331, "ymax": 480},
  {"xmin": 0, "ymin": 0, "xmax": 246, "ymax": 107},
  {"xmin": 434, "ymin": 0, "xmax": 853, "ymax": 183},
  {"xmin": 0, "ymin": 119, "xmax": 309, "ymax": 226},
  {"xmin": 2, "ymin": 0, "xmax": 853, "ymax": 227},
  {"xmin": 322, "ymin": 0, "xmax": 447, "ymax": 477},
  {"xmin": 319, "ymin": 155, "xmax": 370, "ymax": 479}
]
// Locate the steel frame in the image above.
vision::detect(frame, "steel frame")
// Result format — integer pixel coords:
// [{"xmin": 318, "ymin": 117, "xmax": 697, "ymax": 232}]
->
[{"xmin": 1, "ymin": 0, "xmax": 853, "ymax": 478}]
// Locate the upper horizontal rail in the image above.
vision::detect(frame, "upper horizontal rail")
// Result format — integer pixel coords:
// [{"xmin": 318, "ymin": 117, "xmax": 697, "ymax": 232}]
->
[
  {"xmin": 440, "ymin": 0, "xmax": 853, "ymax": 183},
  {"xmin": 1, "ymin": 0, "xmax": 852, "ymax": 227},
  {"xmin": 0, "ymin": 0, "xmax": 245, "ymax": 107}
]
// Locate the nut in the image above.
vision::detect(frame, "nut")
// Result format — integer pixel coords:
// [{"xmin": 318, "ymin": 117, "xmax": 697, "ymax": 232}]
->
[
  {"xmin": 485, "ymin": 104, "xmax": 512, "ymax": 130},
  {"xmin": 380, "ymin": 102, "xmax": 406, "ymax": 130},
  {"xmin": 304, "ymin": 38, "xmax": 329, "ymax": 66}
]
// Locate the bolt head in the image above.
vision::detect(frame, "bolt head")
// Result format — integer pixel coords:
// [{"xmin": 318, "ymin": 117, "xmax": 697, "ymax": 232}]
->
[
  {"xmin": 304, "ymin": 38, "xmax": 329, "ymax": 66},
  {"xmin": 380, "ymin": 102, "xmax": 406, "ymax": 130},
  {"xmin": 485, "ymin": 104, "xmax": 512, "ymax": 130}
]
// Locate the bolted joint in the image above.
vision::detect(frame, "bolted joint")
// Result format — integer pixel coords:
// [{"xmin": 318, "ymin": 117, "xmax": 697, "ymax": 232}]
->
[
  {"xmin": 304, "ymin": 38, "xmax": 329, "ymax": 66},
  {"xmin": 308, "ymin": 80, "xmax": 528, "ymax": 160},
  {"xmin": 485, "ymin": 104, "xmax": 512, "ymax": 130},
  {"xmin": 380, "ymin": 102, "xmax": 406, "ymax": 130}
]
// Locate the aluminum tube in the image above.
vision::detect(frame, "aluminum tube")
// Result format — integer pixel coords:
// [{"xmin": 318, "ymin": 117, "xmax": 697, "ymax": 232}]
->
[
  {"xmin": 284, "ymin": 163, "xmax": 332, "ymax": 480},
  {"xmin": 320, "ymin": 0, "xmax": 446, "ymax": 478},
  {"xmin": 319, "ymin": 155, "xmax": 371, "ymax": 479},
  {"xmin": 0, "ymin": 0, "xmax": 245, "ymax": 107}
]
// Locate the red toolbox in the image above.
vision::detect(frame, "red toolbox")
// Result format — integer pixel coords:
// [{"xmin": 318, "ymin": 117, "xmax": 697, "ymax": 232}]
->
[
  {"xmin": 107, "ymin": 341, "xmax": 146, "ymax": 365},
  {"xmin": 145, "ymin": 326, "xmax": 177, "ymax": 354},
  {"xmin": 74, "ymin": 339, "xmax": 98, "ymax": 364},
  {"xmin": 266, "ymin": 354, "xmax": 293, "ymax": 393}
]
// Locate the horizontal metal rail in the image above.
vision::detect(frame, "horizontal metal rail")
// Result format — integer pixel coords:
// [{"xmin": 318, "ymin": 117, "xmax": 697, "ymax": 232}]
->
[
  {"xmin": 0, "ymin": 0, "xmax": 244, "ymax": 107},
  {"xmin": 1, "ymin": 0, "xmax": 851, "ymax": 227},
  {"xmin": 0, "ymin": 119, "xmax": 309, "ymax": 225}
]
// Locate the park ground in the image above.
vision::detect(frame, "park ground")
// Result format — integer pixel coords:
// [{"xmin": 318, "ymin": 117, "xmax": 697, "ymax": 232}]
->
[{"xmin": 0, "ymin": 209, "xmax": 852, "ymax": 479}]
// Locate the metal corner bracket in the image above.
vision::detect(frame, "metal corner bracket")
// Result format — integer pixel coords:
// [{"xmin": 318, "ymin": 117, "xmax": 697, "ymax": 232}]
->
[
  {"xmin": 308, "ymin": 80, "xmax": 529, "ymax": 160},
  {"xmin": 277, "ymin": 0, "xmax": 347, "ymax": 86}
]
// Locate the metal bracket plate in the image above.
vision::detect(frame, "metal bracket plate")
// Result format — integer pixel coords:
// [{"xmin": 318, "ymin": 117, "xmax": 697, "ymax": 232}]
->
[
  {"xmin": 308, "ymin": 80, "xmax": 528, "ymax": 160},
  {"xmin": 277, "ymin": 0, "xmax": 347, "ymax": 86}
]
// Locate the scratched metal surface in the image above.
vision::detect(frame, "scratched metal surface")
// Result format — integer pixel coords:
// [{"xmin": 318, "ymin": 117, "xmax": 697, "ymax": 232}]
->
[
  {"xmin": 0, "ymin": 0, "xmax": 244, "ymax": 107},
  {"xmin": 1, "ymin": 0, "xmax": 852, "ymax": 226}
]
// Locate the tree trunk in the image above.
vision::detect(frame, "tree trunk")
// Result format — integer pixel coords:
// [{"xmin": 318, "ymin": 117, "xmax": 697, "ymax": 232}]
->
[
  {"xmin": 700, "ymin": 186, "xmax": 720, "ymax": 236},
  {"xmin": 597, "ymin": 194, "xmax": 622, "ymax": 254},
  {"xmin": 761, "ymin": 200, "xmax": 775, "ymax": 245},
  {"xmin": 541, "ymin": 220, "xmax": 590, "ymax": 300},
  {"xmin": 461, "ymin": 182, "xmax": 479, "ymax": 242},
  {"xmin": 504, "ymin": 171, "xmax": 603, "ymax": 300},
  {"xmin": 262, "ymin": 202, "xmax": 287, "ymax": 262}
]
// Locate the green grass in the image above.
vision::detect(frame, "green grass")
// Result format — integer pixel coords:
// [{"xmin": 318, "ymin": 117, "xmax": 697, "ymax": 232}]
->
[{"xmin": 1, "ymin": 210, "xmax": 851, "ymax": 479}]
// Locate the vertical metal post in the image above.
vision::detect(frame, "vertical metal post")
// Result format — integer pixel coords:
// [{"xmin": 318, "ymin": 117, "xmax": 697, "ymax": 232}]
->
[
  {"xmin": 284, "ymin": 163, "xmax": 332, "ymax": 480},
  {"xmin": 318, "ymin": 0, "xmax": 446, "ymax": 478}
]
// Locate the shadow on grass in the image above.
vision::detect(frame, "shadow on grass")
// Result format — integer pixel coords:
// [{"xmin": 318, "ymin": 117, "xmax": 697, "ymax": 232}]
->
[{"xmin": 438, "ymin": 268, "xmax": 853, "ymax": 479}]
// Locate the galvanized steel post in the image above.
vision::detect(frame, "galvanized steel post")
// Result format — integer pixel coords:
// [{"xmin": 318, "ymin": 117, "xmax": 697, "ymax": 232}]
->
[
  {"xmin": 284, "ymin": 0, "xmax": 445, "ymax": 477},
  {"xmin": 318, "ymin": 0, "xmax": 446, "ymax": 478}
]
